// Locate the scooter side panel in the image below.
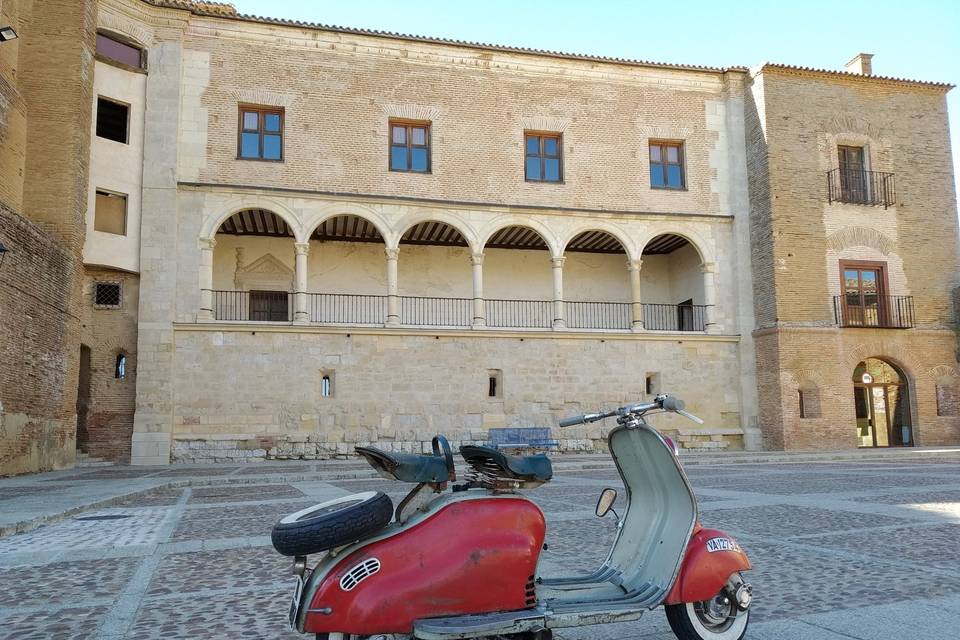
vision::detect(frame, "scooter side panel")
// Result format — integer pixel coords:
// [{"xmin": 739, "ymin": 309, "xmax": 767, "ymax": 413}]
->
[
  {"xmin": 663, "ymin": 527, "xmax": 751, "ymax": 604},
  {"xmin": 304, "ymin": 497, "xmax": 545, "ymax": 635}
]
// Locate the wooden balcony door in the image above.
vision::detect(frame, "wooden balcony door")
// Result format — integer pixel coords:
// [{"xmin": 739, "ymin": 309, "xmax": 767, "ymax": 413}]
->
[
  {"xmin": 840, "ymin": 261, "xmax": 887, "ymax": 327},
  {"xmin": 838, "ymin": 145, "xmax": 867, "ymax": 203},
  {"xmin": 249, "ymin": 290, "xmax": 289, "ymax": 321}
]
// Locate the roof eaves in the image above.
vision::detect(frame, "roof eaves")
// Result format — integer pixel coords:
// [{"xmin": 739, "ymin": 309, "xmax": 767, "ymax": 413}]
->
[{"xmin": 756, "ymin": 62, "xmax": 953, "ymax": 90}]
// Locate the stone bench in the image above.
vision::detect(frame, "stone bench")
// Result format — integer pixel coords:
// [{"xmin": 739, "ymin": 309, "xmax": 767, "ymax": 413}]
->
[{"xmin": 487, "ymin": 427, "xmax": 558, "ymax": 451}]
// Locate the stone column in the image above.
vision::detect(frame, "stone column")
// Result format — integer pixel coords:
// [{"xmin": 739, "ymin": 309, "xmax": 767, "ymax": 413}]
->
[
  {"xmin": 701, "ymin": 261, "xmax": 719, "ymax": 334},
  {"xmin": 385, "ymin": 247, "xmax": 400, "ymax": 326},
  {"xmin": 628, "ymin": 258, "xmax": 644, "ymax": 330},
  {"xmin": 471, "ymin": 252, "xmax": 485, "ymax": 327},
  {"xmin": 294, "ymin": 242, "xmax": 310, "ymax": 324},
  {"xmin": 198, "ymin": 237, "xmax": 216, "ymax": 321},
  {"xmin": 551, "ymin": 256, "xmax": 566, "ymax": 329}
]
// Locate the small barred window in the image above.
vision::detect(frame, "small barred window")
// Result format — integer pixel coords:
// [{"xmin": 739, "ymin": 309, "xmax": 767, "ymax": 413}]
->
[{"xmin": 94, "ymin": 282, "xmax": 122, "ymax": 307}]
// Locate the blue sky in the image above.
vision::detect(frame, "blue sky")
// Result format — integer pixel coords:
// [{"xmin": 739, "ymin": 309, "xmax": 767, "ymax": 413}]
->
[{"xmin": 233, "ymin": 0, "xmax": 960, "ymax": 198}]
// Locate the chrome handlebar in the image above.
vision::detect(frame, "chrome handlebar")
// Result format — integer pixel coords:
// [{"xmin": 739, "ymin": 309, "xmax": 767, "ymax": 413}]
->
[{"xmin": 558, "ymin": 394, "xmax": 704, "ymax": 427}]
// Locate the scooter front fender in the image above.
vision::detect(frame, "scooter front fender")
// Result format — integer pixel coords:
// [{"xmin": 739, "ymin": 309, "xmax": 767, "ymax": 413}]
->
[{"xmin": 663, "ymin": 526, "xmax": 751, "ymax": 605}]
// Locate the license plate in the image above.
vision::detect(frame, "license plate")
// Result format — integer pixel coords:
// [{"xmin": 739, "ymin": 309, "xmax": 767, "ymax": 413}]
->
[{"xmin": 288, "ymin": 575, "xmax": 305, "ymax": 629}]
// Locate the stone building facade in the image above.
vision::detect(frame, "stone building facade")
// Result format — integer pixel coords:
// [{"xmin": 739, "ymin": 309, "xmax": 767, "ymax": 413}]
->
[{"xmin": 1, "ymin": 0, "xmax": 957, "ymax": 472}]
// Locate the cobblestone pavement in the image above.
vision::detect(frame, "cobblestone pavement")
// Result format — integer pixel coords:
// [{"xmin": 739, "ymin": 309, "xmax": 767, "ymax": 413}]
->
[{"xmin": 1, "ymin": 456, "xmax": 958, "ymax": 639}]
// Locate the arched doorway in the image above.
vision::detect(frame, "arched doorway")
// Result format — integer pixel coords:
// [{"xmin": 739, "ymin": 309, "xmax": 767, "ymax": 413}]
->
[{"xmin": 852, "ymin": 358, "xmax": 912, "ymax": 447}]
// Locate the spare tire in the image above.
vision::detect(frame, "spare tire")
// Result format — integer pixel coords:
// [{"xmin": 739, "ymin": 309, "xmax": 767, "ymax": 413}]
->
[{"xmin": 272, "ymin": 491, "xmax": 394, "ymax": 556}]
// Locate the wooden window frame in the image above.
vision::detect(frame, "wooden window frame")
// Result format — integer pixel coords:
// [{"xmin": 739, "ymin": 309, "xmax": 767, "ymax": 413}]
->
[
  {"xmin": 237, "ymin": 104, "xmax": 285, "ymax": 162},
  {"xmin": 95, "ymin": 31, "xmax": 147, "ymax": 72},
  {"xmin": 94, "ymin": 189, "xmax": 128, "ymax": 236},
  {"xmin": 649, "ymin": 140, "xmax": 686, "ymax": 191},
  {"xmin": 524, "ymin": 131, "xmax": 563, "ymax": 183},
  {"xmin": 388, "ymin": 120, "xmax": 432, "ymax": 174},
  {"xmin": 839, "ymin": 259, "xmax": 890, "ymax": 326}
]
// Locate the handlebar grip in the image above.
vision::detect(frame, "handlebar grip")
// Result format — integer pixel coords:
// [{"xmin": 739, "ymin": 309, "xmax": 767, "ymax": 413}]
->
[
  {"xmin": 660, "ymin": 396, "xmax": 685, "ymax": 412},
  {"xmin": 558, "ymin": 415, "xmax": 585, "ymax": 427}
]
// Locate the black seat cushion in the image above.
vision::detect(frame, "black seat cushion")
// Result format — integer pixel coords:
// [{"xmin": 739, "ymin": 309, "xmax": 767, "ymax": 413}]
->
[
  {"xmin": 460, "ymin": 445, "xmax": 553, "ymax": 482},
  {"xmin": 356, "ymin": 446, "xmax": 450, "ymax": 483}
]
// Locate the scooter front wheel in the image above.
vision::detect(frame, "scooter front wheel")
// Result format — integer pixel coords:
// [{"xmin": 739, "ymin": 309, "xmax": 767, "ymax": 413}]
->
[{"xmin": 664, "ymin": 587, "xmax": 749, "ymax": 640}]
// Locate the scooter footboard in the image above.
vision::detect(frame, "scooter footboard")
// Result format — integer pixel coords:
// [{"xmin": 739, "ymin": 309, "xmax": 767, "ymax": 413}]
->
[{"xmin": 663, "ymin": 527, "xmax": 751, "ymax": 604}]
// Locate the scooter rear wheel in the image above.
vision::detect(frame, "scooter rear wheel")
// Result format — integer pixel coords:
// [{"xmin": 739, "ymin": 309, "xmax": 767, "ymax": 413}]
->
[{"xmin": 665, "ymin": 586, "xmax": 749, "ymax": 640}]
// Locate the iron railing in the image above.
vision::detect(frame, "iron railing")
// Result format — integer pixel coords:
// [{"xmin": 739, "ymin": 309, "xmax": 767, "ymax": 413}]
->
[
  {"xmin": 833, "ymin": 295, "xmax": 915, "ymax": 329},
  {"xmin": 207, "ymin": 290, "xmax": 710, "ymax": 332},
  {"xmin": 211, "ymin": 290, "xmax": 291, "ymax": 322},
  {"xmin": 400, "ymin": 296, "xmax": 472, "ymax": 327},
  {"xmin": 566, "ymin": 301, "xmax": 632, "ymax": 330},
  {"xmin": 827, "ymin": 168, "xmax": 896, "ymax": 208},
  {"xmin": 308, "ymin": 293, "xmax": 386, "ymax": 325},
  {"xmin": 485, "ymin": 299, "xmax": 553, "ymax": 329},
  {"xmin": 643, "ymin": 303, "xmax": 707, "ymax": 332}
]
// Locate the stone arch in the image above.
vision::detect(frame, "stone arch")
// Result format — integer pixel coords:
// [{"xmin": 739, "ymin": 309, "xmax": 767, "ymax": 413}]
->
[
  {"xmin": 844, "ymin": 343, "xmax": 920, "ymax": 383},
  {"xmin": 201, "ymin": 200, "xmax": 304, "ymax": 242},
  {"xmin": 638, "ymin": 227, "xmax": 711, "ymax": 264},
  {"xmin": 302, "ymin": 205, "xmax": 391, "ymax": 246},
  {"xmin": 826, "ymin": 227, "xmax": 896, "ymax": 255},
  {"xmin": 394, "ymin": 212, "xmax": 478, "ymax": 253},
  {"xmin": 478, "ymin": 217, "xmax": 561, "ymax": 258},
  {"xmin": 560, "ymin": 223, "xmax": 638, "ymax": 261}
]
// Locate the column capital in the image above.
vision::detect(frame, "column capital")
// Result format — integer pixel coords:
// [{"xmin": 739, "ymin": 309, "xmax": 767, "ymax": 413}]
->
[
  {"xmin": 198, "ymin": 237, "xmax": 217, "ymax": 251},
  {"xmin": 471, "ymin": 252, "xmax": 485, "ymax": 266},
  {"xmin": 551, "ymin": 256, "xmax": 566, "ymax": 268},
  {"xmin": 384, "ymin": 247, "xmax": 400, "ymax": 261},
  {"xmin": 627, "ymin": 258, "xmax": 643, "ymax": 272},
  {"xmin": 294, "ymin": 242, "xmax": 311, "ymax": 256},
  {"xmin": 700, "ymin": 261, "xmax": 717, "ymax": 274}
]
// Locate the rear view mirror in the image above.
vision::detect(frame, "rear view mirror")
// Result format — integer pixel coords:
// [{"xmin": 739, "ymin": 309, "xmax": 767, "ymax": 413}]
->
[{"xmin": 595, "ymin": 488, "xmax": 617, "ymax": 518}]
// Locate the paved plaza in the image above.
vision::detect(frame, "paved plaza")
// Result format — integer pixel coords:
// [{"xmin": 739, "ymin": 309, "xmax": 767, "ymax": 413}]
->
[{"xmin": 1, "ymin": 453, "xmax": 959, "ymax": 639}]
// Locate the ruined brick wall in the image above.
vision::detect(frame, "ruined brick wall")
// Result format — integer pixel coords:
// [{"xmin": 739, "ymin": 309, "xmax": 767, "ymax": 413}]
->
[
  {"xmin": 0, "ymin": 0, "xmax": 96, "ymax": 475},
  {"xmin": 77, "ymin": 268, "xmax": 140, "ymax": 462},
  {"xmin": 0, "ymin": 205, "xmax": 82, "ymax": 475}
]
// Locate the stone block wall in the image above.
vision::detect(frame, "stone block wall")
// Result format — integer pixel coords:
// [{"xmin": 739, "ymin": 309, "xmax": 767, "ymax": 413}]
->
[{"xmin": 167, "ymin": 327, "xmax": 745, "ymax": 462}]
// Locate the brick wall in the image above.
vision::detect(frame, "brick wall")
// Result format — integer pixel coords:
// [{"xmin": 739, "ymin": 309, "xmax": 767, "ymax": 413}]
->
[
  {"xmin": 0, "ymin": 205, "xmax": 81, "ymax": 475},
  {"xmin": 78, "ymin": 268, "xmax": 140, "ymax": 462}
]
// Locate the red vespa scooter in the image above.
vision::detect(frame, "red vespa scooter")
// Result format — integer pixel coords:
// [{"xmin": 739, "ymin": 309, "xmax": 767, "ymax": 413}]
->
[{"xmin": 272, "ymin": 394, "xmax": 752, "ymax": 640}]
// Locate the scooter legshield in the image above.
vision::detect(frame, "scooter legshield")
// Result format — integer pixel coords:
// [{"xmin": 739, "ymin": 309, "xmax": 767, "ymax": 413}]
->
[
  {"xmin": 664, "ymin": 526, "xmax": 751, "ymax": 604},
  {"xmin": 302, "ymin": 496, "xmax": 545, "ymax": 635}
]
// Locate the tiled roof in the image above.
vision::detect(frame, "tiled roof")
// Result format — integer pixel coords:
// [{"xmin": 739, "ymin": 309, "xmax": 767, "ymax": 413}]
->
[
  {"xmin": 142, "ymin": 0, "xmax": 743, "ymax": 74},
  {"xmin": 142, "ymin": 2, "xmax": 952, "ymax": 89},
  {"xmin": 758, "ymin": 62, "xmax": 953, "ymax": 90}
]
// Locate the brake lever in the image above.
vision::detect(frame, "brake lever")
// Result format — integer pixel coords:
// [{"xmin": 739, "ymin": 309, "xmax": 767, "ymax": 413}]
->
[{"xmin": 676, "ymin": 409, "xmax": 704, "ymax": 425}]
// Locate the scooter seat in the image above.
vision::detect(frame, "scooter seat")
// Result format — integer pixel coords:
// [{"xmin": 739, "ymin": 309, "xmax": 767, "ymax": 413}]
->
[
  {"xmin": 460, "ymin": 445, "xmax": 553, "ymax": 483},
  {"xmin": 356, "ymin": 446, "xmax": 451, "ymax": 483}
]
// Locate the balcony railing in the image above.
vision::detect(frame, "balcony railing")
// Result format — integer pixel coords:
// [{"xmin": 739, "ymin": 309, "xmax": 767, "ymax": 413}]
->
[
  {"xmin": 833, "ymin": 295, "xmax": 915, "ymax": 329},
  {"xmin": 827, "ymin": 168, "xmax": 896, "ymax": 208},
  {"xmin": 207, "ymin": 290, "xmax": 709, "ymax": 332}
]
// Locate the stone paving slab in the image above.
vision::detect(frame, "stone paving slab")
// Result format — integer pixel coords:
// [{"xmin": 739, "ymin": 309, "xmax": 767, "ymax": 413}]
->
[{"xmin": 1, "ymin": 453, "xmax": 960, "ymax": 638}]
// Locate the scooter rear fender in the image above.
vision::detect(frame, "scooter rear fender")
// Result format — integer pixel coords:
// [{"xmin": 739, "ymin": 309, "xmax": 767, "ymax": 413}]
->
[{"xmin": 664, "ymin": 525, "xmax": 751, "ymax": 604}]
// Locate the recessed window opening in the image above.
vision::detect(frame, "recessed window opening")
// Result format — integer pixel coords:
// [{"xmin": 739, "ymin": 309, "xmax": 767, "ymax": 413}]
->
[
  {"xmin": 389, "ymin": 121, "xmax": 431, "ymax": 173},
  {"xmin": 488, "ymin": 369, "xmax": 502, "ymax": 398},
  {"xmin": 321, "ymin": 371, "xmax": 335, "ymax": 398},
  {"xmin": 94, "ymin": 282, "xmax": 122, "ymax": 307},
  {"xmin": 115, "ymin": 353, "xmax": 127, "ymax": 379},
  {"xmin": 238, "ymin": 105, "xmax": 284, "ymax": 161},
  {"xmin": 649, "ymin": 140, "xmax": 685, "ymax": 189},
  {"xmin": 645, "ymin": 373, "xmax": 660, "ymax": 396},
  {"xmin": 96, "ymin": 32, "xmax": 145, "ymax": 69},
  {"xmin": 524, "ymin": 132, "xmax": 562, "ymax": 182},
  {"xmin": 96, "ymin": 97, "xmax": 129, "ymax": 144},
  {"xmin": 94, "ymin": 190, "xmax": 128, "ymax": 235}
]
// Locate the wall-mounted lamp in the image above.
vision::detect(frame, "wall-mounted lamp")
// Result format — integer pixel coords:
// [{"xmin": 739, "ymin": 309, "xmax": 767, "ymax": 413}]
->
[
  {"xmin": 0, "ymin": 26, "xmax": 18, "ymax": 42},
  {"xmin": 0, "ymin": 242, "xmax": 8, "ymax": 269}
]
